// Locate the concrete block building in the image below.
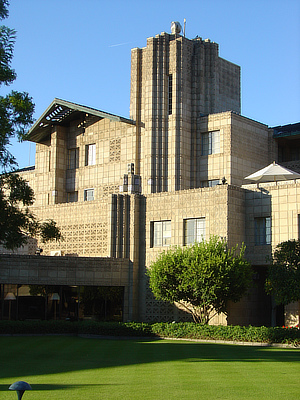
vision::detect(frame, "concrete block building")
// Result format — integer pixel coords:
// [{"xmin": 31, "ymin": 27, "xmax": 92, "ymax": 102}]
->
[{"xmin": 1, "ymin": 26, "xmax": 299, "ymax": 325}]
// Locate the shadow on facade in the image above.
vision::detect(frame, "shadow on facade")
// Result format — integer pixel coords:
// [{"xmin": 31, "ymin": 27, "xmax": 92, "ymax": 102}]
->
[
  {"xmin": 227, "ymin": 186, "xmax": 284, "ymax": 327},
  {"xmin": 138, "ymin": 195, "xmax": 147, "ymax": 320}
]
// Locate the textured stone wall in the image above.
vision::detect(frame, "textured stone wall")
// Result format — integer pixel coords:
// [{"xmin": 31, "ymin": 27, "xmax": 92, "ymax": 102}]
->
[
  {"xmin": 22, "ymin": 117, "xmax": 136, "ymax": 207},
  {"xmin": 30, "ymin": 199, "xmax": 110, "ymax": 257},
  {"xmin": 130, "ymin": 32, "xmax": 241, "ymax": 194},
  {"xmin": 0, "ymin": 254, "xmax": 130, "ymax": 286},
  {"xmin": 244, "ymin": 180, "xmax": 300, "ymax": 266},
  {"xmin": 196, "ymin": 112, "xmax": 270, "ymax": 188},
  {"xmin": 140, "ymin": 184, "xmax": 244, "ymax": 323}
]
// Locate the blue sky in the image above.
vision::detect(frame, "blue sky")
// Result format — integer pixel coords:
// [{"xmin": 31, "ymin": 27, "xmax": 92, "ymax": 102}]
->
[{"xmin": 3, "ymin": 0, "xmax": 300, "ymax": 169}]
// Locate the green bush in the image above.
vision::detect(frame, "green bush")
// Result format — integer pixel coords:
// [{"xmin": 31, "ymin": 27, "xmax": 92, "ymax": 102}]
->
[
  {"xmin": 151, "ymin": 323, "xmax": 300, "ymax": 345},
  {"xmin": 0, "ymin": 320, "xmax": 299, "ymax": 345}
]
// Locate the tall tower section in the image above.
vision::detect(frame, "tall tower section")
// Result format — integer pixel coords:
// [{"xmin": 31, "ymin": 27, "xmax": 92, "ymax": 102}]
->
[{"xmin": 130, "ymin": 28, "xmax": 241, "ymax": 193}]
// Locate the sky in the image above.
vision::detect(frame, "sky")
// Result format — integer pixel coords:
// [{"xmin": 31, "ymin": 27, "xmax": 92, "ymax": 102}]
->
[{"xmin": 3, "ymin": 0, "xmax": 300, "ymax": 169}]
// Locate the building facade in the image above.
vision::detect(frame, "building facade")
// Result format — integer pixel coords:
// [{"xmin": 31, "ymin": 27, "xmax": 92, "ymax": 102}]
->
[{"xmin": 1, "ymin": 27, "xmax": 299, "ymax": 325}]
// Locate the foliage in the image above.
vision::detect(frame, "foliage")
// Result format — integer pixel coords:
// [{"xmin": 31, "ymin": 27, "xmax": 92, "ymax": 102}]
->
[
  {"xmin": 0, "ymin": 320, "xmax": 299, "ymax": 345},
  {"xmin": 0, "ymin": 0, "xmax": 8, "ymax": 20},
  {"xmin": 265, "ymin": 239, "xmax": 300, "ymax": 305},
  {"xmin": 39, "ymin": 219, "xmax": 63, "ymax": 243},
  {"xmin": 28, "ymin": 285, "xmax": 58, "ymax": 297},
  {"xmin": 0, "ymin": 1, "xmax": 61, "ymax": 249},
  {"xmin": 0, "ymin": 0, "xmax": 35, "ymax": 169},
  {"xmin": 0, "ymin": 172, "xmax": 62, "ymax": 248},
  {"xmin": 148, "ymin": 236, "xmax": 253, "ymax": 324},
  {"xmin": 150, "ymin": 322, "xmax": 300, "ymax": 345}
]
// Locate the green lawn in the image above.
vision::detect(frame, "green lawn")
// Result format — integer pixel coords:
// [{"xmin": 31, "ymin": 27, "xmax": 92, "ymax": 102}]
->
[{"xmin": 0, "ymin": 336, "xmax": 299, "ymax": 400}]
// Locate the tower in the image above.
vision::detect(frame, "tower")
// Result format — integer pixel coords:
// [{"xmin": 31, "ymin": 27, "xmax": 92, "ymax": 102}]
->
[{"xmin": 130, "ymin": 27, "xmax": 241, "ymax": 193}]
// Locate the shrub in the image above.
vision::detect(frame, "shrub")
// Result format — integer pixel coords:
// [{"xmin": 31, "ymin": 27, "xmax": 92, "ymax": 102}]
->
[{"xmin": 0, "ymin": 321, "xmax": 299, "ymax": 345}]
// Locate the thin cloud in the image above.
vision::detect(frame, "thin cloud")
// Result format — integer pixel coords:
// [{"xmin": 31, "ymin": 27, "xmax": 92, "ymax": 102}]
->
[{"xmin": 108, "ymin": 41, "xmax": 132, "ymax": 48}]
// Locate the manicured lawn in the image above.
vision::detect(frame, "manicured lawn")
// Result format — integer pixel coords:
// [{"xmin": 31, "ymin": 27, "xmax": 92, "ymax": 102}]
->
[{"xmin": 0, "ymin": 336, "xmax": 299, "ymax": 400}]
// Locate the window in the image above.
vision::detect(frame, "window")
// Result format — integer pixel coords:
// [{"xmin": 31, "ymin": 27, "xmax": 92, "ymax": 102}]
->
[
  {"xmin": 201, "ymin": 131, "xmax": 220, "ymax": 155},
  {"xmin": 68, "ymin": 148, "xmax": 79, "ymax": 169},
  {"xmin": 184, "ymin": 218, "xmax": 206, "ymax": 245},
  {"xmin": 151, "ymin": 220, "xmax": 171, "ymax": 247},
  {"xmin": 255, "ymin": 217, "xmax": 271, "ymax": 245},
  {"xmin": 84, "ymin": 188, "xmax": 94, "ymax": 201},
  {"xmin": 168, "ymin": 74, "xmax": 173, "ymax": 115},
  {"xmin": 85, "ymin": 144, "xmax": 96, "ymax": 166},
  {"xmin": 200, "ymin": 179, "xmax": 219, "ymax": 188},
  {"xmin": 67, "ymin": 191, "xmax": 78, "ymax": 203}
]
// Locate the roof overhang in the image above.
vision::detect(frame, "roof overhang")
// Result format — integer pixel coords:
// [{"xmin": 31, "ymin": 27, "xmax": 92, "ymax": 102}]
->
[
  {"xmin": 26, "ymin": 98, "xmax": 135, "ymax": 143},
  {"xmin": 273, "ymin": 122, "xmax": 300, "ymax": 140}
]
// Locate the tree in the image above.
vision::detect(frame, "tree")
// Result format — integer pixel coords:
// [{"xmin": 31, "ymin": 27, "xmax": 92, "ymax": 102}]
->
[
  {"xmin": 0, "ymin": 173, "xmax": 61, "ymax": 249},
  {"xmin": 0, "ymin": 0, "xmax": 61, "ymax": 249},
  {"xmin": 0, "ymin": 1, "xmax": 35, "ymax": 170},
  {"xmin": 265, "ymin": 239, "xmax": 300, "ymax": 306},
  {"xmin": 148, "ymin": 236, "xmax": 252, "ymax": 323}
]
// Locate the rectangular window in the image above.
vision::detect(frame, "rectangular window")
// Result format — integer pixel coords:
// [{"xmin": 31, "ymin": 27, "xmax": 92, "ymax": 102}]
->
[
  {"xmin": 84, "ymin": 188, "xmax": 94, "ymax": 201},
  {"xmin": 67, "ymin": 191, "xmax": 78, "ymax": 203},
  {"xmin": 255, "ymin": 217, "xmax": 271, "ymax": 245},
  {"xmin": 68, "ymin": 148, "xmax": 79, "ymax": 169},
  {"xmin": 184, "ymin": 218, "xmax": 206, "ymax": 245},
  {"xmin": 151, "ymin": 220, "xmax": 171, "ymax": 247},
  {"xmin": 85, "ymin": 144, "xmax": 96, "ymax": 166},
  {"xmin": 168, "ymin": 74, "xmax": 173, "ymax": 115},
  {"xmin": 200, "ymin": 179, "xmax": 219, "ymax": 188},
  {"xmin": 201, "ymin": 131, "xmax": 220, "ymax": 155}
]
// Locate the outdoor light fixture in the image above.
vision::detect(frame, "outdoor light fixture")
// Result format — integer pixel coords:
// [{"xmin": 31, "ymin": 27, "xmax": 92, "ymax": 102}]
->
[
  {"xmin": 9, "ymin": 381, "xmax": 32, "ymax": 400},
  {"xmin": 4, "ymin": 292, "xmax": 16, "ymax": 320},
  {"xmin": 50, "ymin": 293, "xmax": 60, "ymax": 301},
  {"xmin": 5, "ymin": 292, "xmax": 16, "ymax": 300},
  {"xmin": 50, "ymin": 292, "xmax": 60, "ymax": 320}
]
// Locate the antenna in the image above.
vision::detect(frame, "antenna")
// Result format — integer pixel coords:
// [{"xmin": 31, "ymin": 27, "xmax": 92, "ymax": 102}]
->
[{"xmin": 183, "ymin": 18, "xmax": 186, "ymax": 37}]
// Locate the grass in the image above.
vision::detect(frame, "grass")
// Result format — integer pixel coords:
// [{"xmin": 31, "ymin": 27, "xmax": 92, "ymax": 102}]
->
[{"xmin": 0, "ymin": 336, "xmax": 299, "ymax": 400}]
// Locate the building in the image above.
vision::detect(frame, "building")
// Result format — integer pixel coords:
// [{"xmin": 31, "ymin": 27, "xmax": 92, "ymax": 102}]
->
[{"xmin": 1, "ymin": 25, "xmax": 299, "ymax": 325}]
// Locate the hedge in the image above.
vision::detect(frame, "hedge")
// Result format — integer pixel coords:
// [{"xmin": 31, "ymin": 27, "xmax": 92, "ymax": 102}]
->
[
  {"xmin": 151, "ymin": 322, "xmax": 300, "ymax": 345},
  {"xmin": 0, "ymin": 321, "xmax": 299, "ymax": 345}
]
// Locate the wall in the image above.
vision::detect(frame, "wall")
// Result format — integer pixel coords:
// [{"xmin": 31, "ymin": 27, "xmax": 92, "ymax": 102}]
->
[
  {"xmin": 25, "ymin": 117, "xmax": 136, "ymax": 207},
  {"xmin": 244, "ymin": 180, "xmax": 300, "ymax": 266},
  {"xmin": 140, "ymin": 184, "xmax": 245, "ymax": 323},
  {"xmin": 130, "ymin": 32, "xmax": 241, "ymax": 194}
]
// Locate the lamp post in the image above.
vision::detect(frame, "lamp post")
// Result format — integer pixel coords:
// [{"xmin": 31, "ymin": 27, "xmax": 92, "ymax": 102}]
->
[
  {"xmin": 9, "ymin": 381, "xmax": 32, "ymax": 400},
  {"xmin": 50, "ymin": 293, "xmax": 60, "ymax": 320},
  {"xmin": 4, "ymin": 292, "xmax": 16, "ymax": 320}
]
